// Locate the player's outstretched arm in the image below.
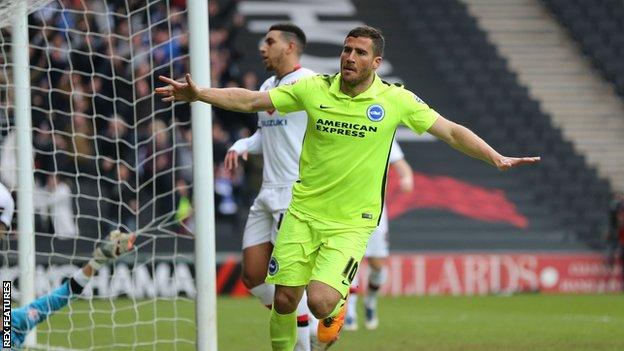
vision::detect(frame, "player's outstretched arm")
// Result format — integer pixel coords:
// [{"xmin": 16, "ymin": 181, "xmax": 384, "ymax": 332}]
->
[
  {"xmin": 9, "ymin": 230, "xmax": 136, "ymax": 348},
  {"xmin": 427, "ymin": 115, "xmax": 540, "ymax": 171},
  {"xmin": 155, "ymin": 74, "xmax": 274, "ymax": 113}
]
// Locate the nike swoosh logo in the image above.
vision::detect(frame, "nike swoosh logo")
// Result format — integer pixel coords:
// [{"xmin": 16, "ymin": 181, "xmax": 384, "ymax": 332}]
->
[
  {"xmin": 319, "ymin": 104, "xmax": 333, "ymax": 109},
  {"xmin": 342, "ymin": 279, "xmax": 351, "ymax": 286}
]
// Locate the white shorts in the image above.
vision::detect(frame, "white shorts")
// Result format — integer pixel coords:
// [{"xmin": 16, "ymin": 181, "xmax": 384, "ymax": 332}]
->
[
  {"xmin": 241, "ymin": 185, "xmax": 293, "ymax": 249},
  {"xmin": 365, "ymin": 206, "xmax": 389, "ymax": 258},
  {"xmin": 0, "ymin": 182, "xmax": 15, "ymax": 228}
]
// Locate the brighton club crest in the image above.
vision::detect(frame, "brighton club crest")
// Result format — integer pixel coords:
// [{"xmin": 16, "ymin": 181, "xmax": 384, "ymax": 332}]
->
[
  {"xmin": 268, "ymin": 257, "xmax": 279, "ymax": 276},
  {"xmin": 366, "ymin": 104, "xmax": 385, "ymax": 122}
]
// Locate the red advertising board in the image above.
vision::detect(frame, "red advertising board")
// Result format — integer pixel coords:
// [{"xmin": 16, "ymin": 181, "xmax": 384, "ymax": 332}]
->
[
  {"xmin": 354, "ymin": 253, "xmax": 623, "ymax": 296},
  {"xmin": 3, "ymin": 253, "xmax": 619, "ymax": 298}
]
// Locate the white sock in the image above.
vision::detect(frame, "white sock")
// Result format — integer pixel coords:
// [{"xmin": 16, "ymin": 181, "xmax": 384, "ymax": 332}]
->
[
  {"xmin": 250, "ymin": 283, "xmax": 275, "ymax": 307},
  {"xmin": 347, "ymin": 292, "xmax": 358, "ymax": 321},
  {"xmin": 347, "ymin": 273, "xmax": 359, "ymax": 321},
  {"xmin": 368, "ymin": 267, "xmax": 386, "ymax": 288},
  {"xmin": 309, "ymin": 312, "xmax": 319, "ymax": 338},
  {"xmin": 294, "ymin": 291, "xmax": 311, "ymax": 351},
  {"xmin": 72, "ymin": 269, "xmax": 91, "ymax": 287},
  {"xmin": 365, "ymin": 268, "xmax": 386, "ymax": 309}
]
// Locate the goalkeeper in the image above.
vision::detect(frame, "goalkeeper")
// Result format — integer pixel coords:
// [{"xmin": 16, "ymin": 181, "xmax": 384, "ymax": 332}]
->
[{"xmin": 8, "ymin": 230, "xmax": 136, "ymax": 349}]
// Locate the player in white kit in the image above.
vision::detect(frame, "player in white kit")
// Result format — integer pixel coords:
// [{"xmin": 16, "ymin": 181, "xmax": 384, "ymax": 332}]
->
[
  {"xmin": 344, "ymin": 139, "xmax": 414, "ymax": 331},
  {"xmin": 0, "ymin": 181, "xmax": 15, "ymax": 239},
  {"xmin": 224, "ymin": 23, "xmax": 317, "ymax": 351}
]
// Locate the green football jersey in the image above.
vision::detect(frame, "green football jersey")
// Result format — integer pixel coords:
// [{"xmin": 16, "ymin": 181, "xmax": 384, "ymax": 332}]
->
[{"xmin": 268, "ymin": 73, "xmax": 439, "ymax": 226}]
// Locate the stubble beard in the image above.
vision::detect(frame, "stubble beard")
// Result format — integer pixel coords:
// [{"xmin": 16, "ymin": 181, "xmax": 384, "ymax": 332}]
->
[
  {"xmin": 264, "ymin": 60, "xmax": 275, "ymax": 72},
  {"xmin": 343, "ymin": 68, "xmax": 373, "ymax": 88}
]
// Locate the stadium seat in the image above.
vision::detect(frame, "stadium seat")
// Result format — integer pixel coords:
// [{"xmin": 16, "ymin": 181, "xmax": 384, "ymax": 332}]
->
[
  {"xmin": 393, "ymin": 0, "xmax": 614, "ymax": 247},
  {"xmin": 543, "ymin": 0, "xmax": 624, "ymax": 99}
]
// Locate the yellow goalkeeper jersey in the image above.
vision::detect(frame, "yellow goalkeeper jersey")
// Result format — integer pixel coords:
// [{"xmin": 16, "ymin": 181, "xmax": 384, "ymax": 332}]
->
[{"xmin": 268, "ymin": 73, "xmax": 438, "ymax": 226}]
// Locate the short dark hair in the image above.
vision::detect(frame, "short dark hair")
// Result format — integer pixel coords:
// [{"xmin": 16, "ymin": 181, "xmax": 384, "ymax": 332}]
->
[
  {"xmin": 269, "ymin": 23, "xmax": 307, "ymax": 54},
  {"xmin": 346, "ymin": 26, "xmax": 385, "ymax": 57}
]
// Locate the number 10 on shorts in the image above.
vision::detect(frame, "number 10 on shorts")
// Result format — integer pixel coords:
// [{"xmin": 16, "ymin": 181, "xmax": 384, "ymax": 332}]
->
[{"xmin": 342, "ymin": 257, "xmax": 359, "ymax": 284}]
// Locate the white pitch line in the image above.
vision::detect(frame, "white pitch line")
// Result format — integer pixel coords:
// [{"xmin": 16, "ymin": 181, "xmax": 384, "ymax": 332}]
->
[{"xmin": 29, "ymin": 344, "xmax": 82, "ymax": 351}]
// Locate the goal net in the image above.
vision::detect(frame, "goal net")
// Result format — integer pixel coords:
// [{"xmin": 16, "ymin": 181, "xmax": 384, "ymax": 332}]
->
[{"xmin": 0, "ymin": 0, "xmax": 199, "ymax": 349}]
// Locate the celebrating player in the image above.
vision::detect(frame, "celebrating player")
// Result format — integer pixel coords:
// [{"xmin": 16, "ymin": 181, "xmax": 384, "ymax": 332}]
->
[
  {"xmin": 345, "ymin": 139, "xmax": 412, "ymax": 331},
  {"xmin": 156, "ymin": 25, "xmax": 540, "ymax": 351},
  {"xmin": 9, "ymin": 230, "xmax": 136, "ymax": 349},
  {"xmin": 224, "ymin": 23, "xmax": 318, "ymax": 351}
]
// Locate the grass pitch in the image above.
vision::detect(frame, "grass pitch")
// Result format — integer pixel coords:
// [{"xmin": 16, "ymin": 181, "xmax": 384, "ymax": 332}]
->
[{"xmin": 36, "ymin": 294, "xmax": 624, "ymax": 350}]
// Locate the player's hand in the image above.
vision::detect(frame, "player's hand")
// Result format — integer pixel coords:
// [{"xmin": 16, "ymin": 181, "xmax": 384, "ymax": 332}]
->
[
  {"xmin": 399, "ymin": 175, "xmax": 414, "ymax": 193},
  {"xmin": 224, "ymin": 150, "xmax": 248, "ymax": 171},
  {"xmin": 495, "ymin": 156, "xmax": 541, "ymax": 171},
  {"xmin": 155, "ymin": 74, "xmax": 200, "ymax": 103}
]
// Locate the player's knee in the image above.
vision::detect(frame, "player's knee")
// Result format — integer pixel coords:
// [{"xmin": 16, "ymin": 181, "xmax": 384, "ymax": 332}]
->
[
  {"xmin": 307, "ymin": 293, "xmax": 339, "ymax": 319},
  {"xmin": 273, "ymin": 288, "xmax": 299, "ymax": 314}
]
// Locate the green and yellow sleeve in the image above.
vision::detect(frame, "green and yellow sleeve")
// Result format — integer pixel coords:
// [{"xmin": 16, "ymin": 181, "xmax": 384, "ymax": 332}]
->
[
  {"xmin": 399, "ymin": 89, "xmax": 439, "ymax": 134},
  {"xmin": 268, "ymin": 76, "xmax": 312, "ymax": 114}
]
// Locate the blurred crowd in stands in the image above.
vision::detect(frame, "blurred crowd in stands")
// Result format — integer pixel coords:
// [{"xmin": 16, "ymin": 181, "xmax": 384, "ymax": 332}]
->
[
  {"xmin": 0, "ymin": 0, "xmax": 261, "ymax": 238},
  {"xmin": 0, "ymin": 0, "xmax": 622, "ymax": 257}
]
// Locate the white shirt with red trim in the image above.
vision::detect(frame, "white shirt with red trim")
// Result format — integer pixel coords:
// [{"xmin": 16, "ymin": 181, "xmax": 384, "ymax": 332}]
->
[{"xmin": 230, "ymin": 67, "xmax": 315, "ymax": 187}]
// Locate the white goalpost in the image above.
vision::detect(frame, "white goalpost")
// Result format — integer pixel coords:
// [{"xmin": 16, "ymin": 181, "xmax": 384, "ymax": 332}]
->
[
  {"xmin": 186, "ymin": 0, "xmax": 217, "ymax": 349},
  {"xmin": 0, "ymin": 0, "xmax": 215, "ymax": 350},
  {"xmin": 12, "ymin": 0, "xmax": 37, "ymax": 347}
]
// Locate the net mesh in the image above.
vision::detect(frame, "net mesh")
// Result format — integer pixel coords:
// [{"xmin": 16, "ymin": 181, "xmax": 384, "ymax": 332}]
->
[
  {"xmin": 0, "ymin": 0, "xmax": 54, "ymax": 28},
  {"xmin": 0, "ymin": 0, "xmax": 197, "ymax": 349}
]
